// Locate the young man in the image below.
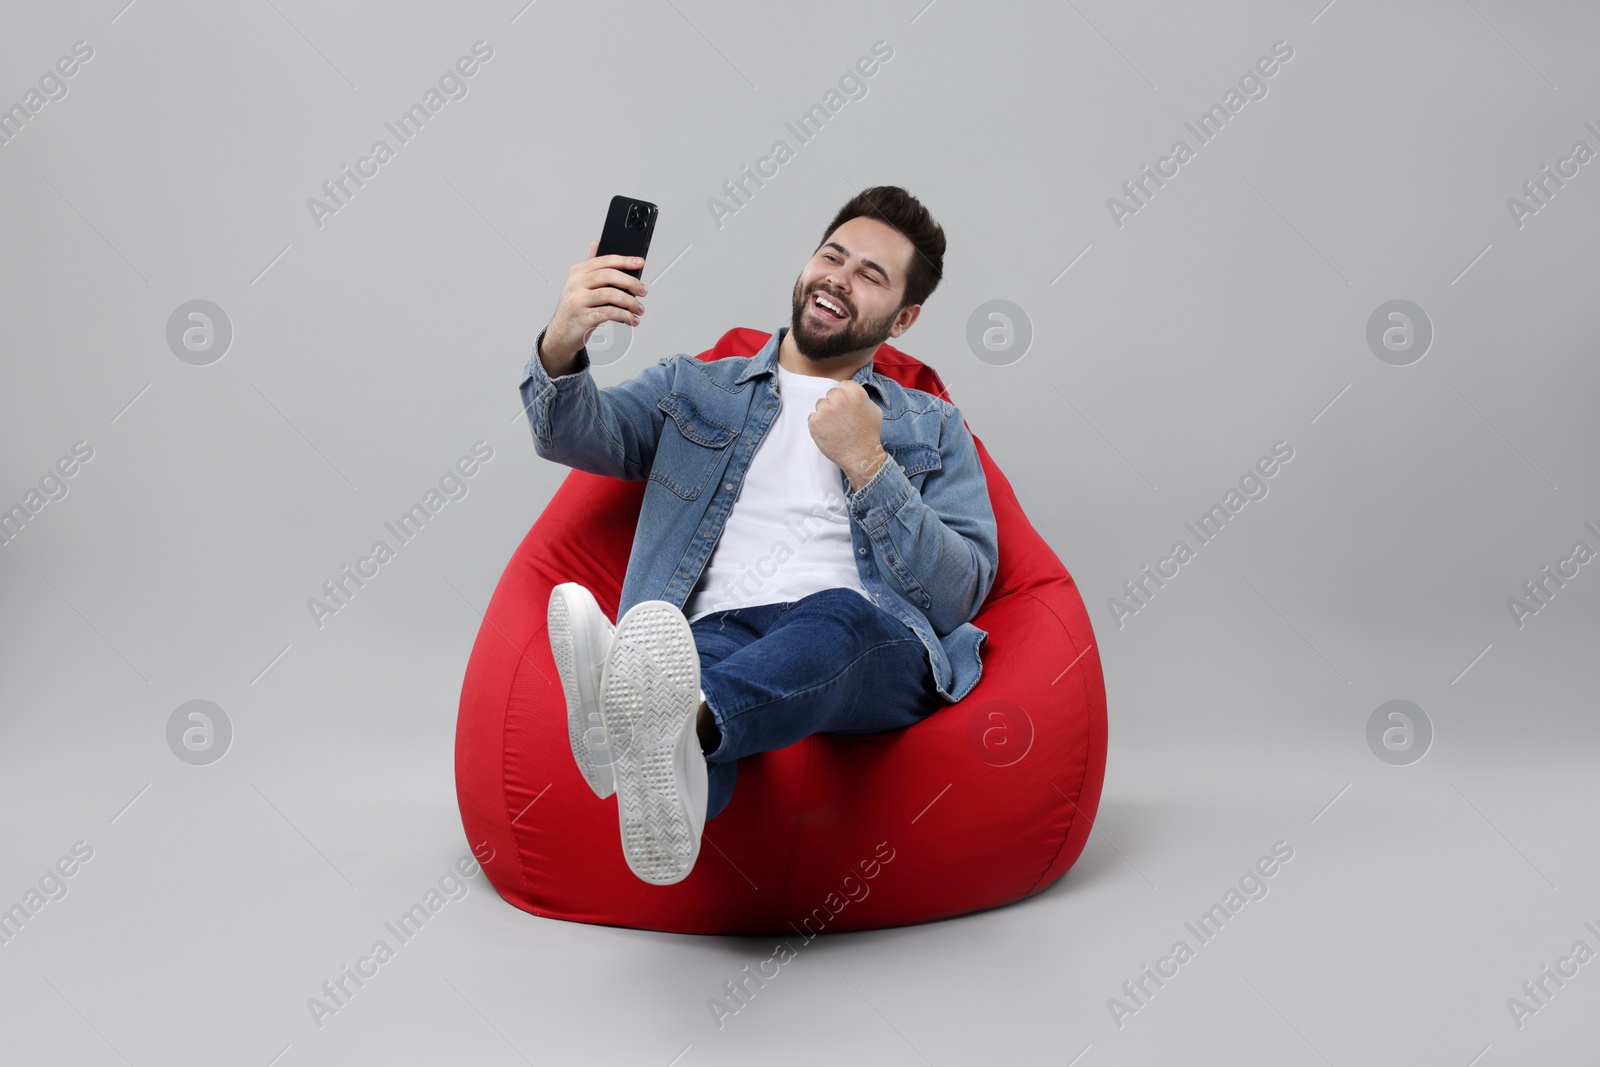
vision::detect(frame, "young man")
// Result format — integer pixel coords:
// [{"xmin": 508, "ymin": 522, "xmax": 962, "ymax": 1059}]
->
[{"xmin": 520, "ymin": 186, "xmax": 998, "ymax": 885}]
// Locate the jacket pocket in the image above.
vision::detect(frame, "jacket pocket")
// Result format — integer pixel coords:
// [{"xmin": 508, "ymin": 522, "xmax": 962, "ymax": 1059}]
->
[
  {"xmin": 886, "ymin": 442, "xmax": 941, "ymax": 491},
  {"xmin": 650, "ymin": 391, "xmax": 740, "ymax": 500}
]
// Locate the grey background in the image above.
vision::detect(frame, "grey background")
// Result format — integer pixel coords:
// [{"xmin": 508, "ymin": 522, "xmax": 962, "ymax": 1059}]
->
[{"xmin": 3, "ymin": 0, "xmax": 1597, "ymax": 1063}]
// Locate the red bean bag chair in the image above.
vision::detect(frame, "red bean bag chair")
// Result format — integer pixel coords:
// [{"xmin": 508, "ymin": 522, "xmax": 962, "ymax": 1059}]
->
[{"xmin": 455, "ymin": 327, "xmax": 1106, "ymax": 934}]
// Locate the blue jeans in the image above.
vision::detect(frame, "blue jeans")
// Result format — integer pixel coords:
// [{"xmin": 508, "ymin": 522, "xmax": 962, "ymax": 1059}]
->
[{"xmin": 691, "ymin": 587, "xmax": 946, "ymax": 821}]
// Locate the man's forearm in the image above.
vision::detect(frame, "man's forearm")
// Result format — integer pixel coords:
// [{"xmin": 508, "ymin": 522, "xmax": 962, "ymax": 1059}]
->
[
  {"xmin": 537, "ymin": 329, "xmax": 583, "ymax": 379},
  {"xmin": 845, "ymin": 415, "xmax": 998, "ymax": 634},
  {"xmin": 519, "ymin": 327, "xmax": 674, "ymax": 482},
  {"xmin": 855, "ymin": 474, "xmax": 996, "ymax": 632}
]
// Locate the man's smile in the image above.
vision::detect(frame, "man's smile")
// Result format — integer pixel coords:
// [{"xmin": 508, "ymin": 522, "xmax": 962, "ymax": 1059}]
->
[{"xmin": 810, "ymin": 289, "xmax": 850, "ymax": 322}]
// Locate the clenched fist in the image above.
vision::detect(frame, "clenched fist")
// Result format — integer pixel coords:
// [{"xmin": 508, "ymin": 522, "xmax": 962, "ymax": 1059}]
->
[{"xmin": 806, "ymin": 379, "xmax": 889, "ymax": 490}]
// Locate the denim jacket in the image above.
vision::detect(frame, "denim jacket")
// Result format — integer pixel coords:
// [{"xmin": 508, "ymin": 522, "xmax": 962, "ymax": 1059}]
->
[{"xmin": 518, "ymin": 325, "xmax": 998, "ymax": 703}]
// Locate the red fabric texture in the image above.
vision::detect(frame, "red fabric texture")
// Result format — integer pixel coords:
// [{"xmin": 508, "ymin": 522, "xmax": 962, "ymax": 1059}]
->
[{"xmin": 454, "ymin": 328, "xmax": 1107, "ymax": 934}]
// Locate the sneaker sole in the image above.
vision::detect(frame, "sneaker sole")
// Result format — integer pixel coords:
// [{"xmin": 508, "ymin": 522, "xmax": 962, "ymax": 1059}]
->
[
  {"xmin": 603, "ymin": 601, "xmax": 705, "ymax": 885},
  {"xmin": 549, "ymin": 585, "xmax": 616, "ymax": 799}
]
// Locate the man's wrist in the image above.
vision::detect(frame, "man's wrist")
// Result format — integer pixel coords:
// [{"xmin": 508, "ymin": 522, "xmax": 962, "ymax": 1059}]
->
[
  {"xmin": 846, "ymin": 446, "xmax": 891, "ymax": 492},
  {"xmin": 536, "ymin": 326, "xmax": 583, "ymax": 378}
]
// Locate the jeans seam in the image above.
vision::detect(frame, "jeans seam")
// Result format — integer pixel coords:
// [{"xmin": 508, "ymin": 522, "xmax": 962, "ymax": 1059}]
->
[{"xmin": 704, "ymin": 636, "xmax": 927, "ymax": 758}]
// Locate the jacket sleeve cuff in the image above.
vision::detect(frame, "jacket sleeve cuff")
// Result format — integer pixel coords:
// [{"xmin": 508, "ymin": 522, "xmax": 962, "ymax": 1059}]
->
[
  {"xmin": 523, "ymin": 326, "xmax": 592, "ymax": 393},
  {"xmin": 847, "ymin": 452, "xmax": 915, "ymax": 531},
  {"xmin": 518, "ymin": 327, "xmax": 595, "ymax": 449}
]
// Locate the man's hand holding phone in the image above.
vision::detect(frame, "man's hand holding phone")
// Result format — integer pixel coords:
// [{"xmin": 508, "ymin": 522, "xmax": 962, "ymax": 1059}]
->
[{"xmin": 538, "ymin": 240, "xmax": 648, "ymax": 375}]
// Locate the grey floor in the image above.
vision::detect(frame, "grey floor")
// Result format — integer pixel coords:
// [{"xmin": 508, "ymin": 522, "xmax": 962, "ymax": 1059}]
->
[
  {"xmin": 3, "ymin": 614, "xmax": 1595, "ymax": 1064},
  {"xmin": 4, "ymin": 0, "xmax": 1599, "ymax": 1064}
]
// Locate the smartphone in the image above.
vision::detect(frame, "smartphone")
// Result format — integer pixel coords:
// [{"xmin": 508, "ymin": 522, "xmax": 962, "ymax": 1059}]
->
[{"xmin": 596, "ymin": 195, "xmax": 658, "ymax": 280}]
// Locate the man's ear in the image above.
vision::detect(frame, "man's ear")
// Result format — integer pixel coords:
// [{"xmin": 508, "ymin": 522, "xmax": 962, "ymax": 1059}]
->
[{"xmin": 888, "ymin": 304, "xmax": 921, "ymax": 338}]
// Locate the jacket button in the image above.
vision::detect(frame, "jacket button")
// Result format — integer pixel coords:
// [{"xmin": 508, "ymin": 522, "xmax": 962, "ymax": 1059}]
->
[
  {"xmin": 723, "ymin": 482, "xmax": 733, "ymax": 491},
  {"xmin": 858, "ymin": 546, "xmax": 867, "ymax": 555}
]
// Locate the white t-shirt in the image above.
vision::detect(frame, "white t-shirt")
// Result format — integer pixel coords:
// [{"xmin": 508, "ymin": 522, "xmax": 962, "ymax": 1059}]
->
[{"xmin": 683, "ymin": 364, "xmax": 875, "ymax": 622}]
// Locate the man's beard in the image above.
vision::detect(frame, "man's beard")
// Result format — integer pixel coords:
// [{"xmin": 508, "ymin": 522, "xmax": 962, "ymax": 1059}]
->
[{"xmin": 789, "ymin": 276, "xmax": 899, "ymax": 362}]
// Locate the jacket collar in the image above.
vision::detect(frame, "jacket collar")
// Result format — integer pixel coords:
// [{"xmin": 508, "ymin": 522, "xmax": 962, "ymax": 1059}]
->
[{"xmin": 734, "ymin": 326, "xmax": 885, "ymax": 398}]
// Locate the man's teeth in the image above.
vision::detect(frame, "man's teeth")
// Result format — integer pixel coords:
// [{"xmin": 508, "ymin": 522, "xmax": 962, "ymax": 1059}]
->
[{"xmin": 814, "ymin": 293, "xmax": 846, "ymax": 318}]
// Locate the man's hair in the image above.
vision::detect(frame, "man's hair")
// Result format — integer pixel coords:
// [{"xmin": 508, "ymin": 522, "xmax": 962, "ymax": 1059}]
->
[{"xmin": 817, "ymin": 185, "xmax": 945, "ymax": 310}]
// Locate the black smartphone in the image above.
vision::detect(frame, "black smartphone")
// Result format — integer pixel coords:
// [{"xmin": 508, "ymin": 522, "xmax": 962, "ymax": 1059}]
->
[{"xmin": 596, "ymin": 195, "xmax": 658, "ymax": 280}]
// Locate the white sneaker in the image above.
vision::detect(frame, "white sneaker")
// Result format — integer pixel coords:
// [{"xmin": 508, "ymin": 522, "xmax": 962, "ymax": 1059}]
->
[
  {"xmin": 602, "ymin": 600, "xmax": 708, "ymax": 886},
  {"xmin": 548, "ymin": 583, "xmax": 619, "ymax": 799}
]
